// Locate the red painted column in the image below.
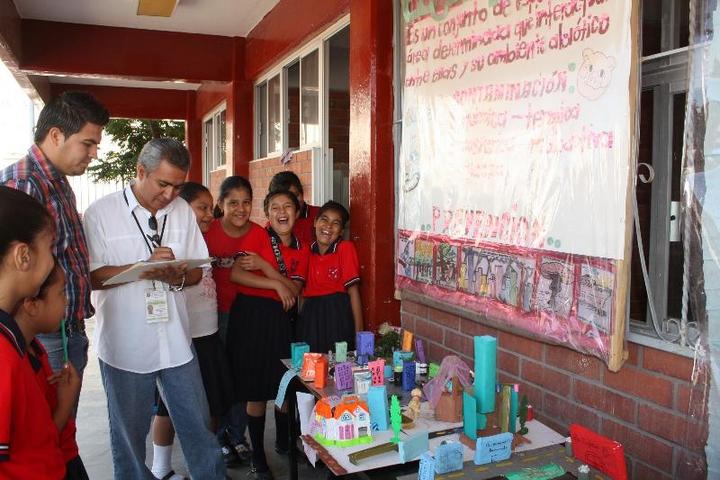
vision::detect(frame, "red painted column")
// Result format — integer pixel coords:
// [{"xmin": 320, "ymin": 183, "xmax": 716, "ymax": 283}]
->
[
  {"xmin": 185, "ymin": 91, "xmax": 202, "ymax": 183},
  {"xmin": 230, "ymin": 37, "xmax": 252, "ymax": 178},
  {"xmin": 348, "ymin": 0, "xmax": 399, "ymax": 330}
]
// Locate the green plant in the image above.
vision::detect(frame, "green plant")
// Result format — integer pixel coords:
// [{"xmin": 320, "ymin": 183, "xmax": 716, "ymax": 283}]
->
[{"xmin": 375, "ymin": 329, "xmax": 401, "ymax": 360}]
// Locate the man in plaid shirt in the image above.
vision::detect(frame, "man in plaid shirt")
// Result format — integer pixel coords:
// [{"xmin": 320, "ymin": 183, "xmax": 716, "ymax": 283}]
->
[{"xmin": 1, "ymin": 91, "xmax": 109, "ymax": 406}]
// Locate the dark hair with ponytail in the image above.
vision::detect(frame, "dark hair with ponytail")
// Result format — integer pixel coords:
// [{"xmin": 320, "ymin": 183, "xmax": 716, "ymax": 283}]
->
[{"xmin": 213, "ymin": 176, "xmax": 253, "ymax": 218}]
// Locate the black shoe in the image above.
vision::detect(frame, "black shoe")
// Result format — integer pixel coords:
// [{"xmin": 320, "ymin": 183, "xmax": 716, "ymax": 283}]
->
[
  {"xmin": 221, "ymin": 443, "xmax": 242, "ymax": 469},
  {"xmin": 247, "ymin": 465, "xmax": 274, "ymax": 480},
  {"xmin": 233, "ymin": 441, "xmax": 252, "ymax": 463}
]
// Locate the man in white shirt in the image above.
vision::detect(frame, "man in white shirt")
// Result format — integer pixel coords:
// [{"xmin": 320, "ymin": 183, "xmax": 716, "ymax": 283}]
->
[{"xmin": 83, "ymin": 138, "xmax": 225, "ymax": 480}]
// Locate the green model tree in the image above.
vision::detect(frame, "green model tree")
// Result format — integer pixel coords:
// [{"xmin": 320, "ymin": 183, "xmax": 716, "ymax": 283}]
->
[
  {"xmin": 390, "ymin": 395, "xmax": 402, "ymax": 443},
  {"xmin": 87, "ymin": 119, "xmax": 185, "ymax": 184},
  {"xmin": 518, "ymin": 394, "xmax": 529, "ymax": 435}
]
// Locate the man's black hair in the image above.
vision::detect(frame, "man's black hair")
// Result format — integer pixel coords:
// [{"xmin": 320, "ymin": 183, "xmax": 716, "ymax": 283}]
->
[{"xmin": 34, "ymin": 91, "xmax": 110, "ymax": 143}]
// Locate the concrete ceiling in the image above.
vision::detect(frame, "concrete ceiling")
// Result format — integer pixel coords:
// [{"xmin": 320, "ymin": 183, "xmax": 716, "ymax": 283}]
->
[{"xmin": 14, "ymin": 0, "xmax": 280, "ymax": 37}]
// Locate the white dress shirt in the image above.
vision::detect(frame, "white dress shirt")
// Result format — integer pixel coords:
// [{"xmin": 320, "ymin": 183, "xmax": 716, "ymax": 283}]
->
[{"xmin": 83, "ymin": 184, "xmax": 209, "ymax": 373}]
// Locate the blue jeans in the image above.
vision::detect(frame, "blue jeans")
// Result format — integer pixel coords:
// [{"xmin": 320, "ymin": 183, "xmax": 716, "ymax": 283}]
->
[
  {"xmin": 36, "ymin": 329, "xmax": 89, "ymax": 416},
  {"xmin": 216, "ymin": 311, "xmax": 248, "ymax": 446},
  {"xmin": 99, "ymin": 356, "xmax": 226, "ymax": 480}
]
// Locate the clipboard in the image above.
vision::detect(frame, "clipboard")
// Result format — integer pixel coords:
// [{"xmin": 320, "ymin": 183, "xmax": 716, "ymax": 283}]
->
[{"xmin": 102, "ymin": 258, "xmax": 211, "ymax": 286}]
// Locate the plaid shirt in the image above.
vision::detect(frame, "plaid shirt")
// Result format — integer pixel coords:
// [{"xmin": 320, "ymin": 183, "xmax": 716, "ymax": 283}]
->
[{"xmin": 1, "ymin": 145, "xmax": 93, "ymax": 335}]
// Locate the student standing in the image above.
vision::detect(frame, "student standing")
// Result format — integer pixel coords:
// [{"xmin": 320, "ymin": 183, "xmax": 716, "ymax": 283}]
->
[
  {"xmin": 297, "ymin": 201, "xmax": 363, "ymax": 354},
  {"xmin": 16, "ymin": 263, "xmax": 87, "ymax": 479},
  {"xmin": 229, "ymin": 189, "xmax": 309, "ymax": 480},
  {"xmin": 0, "ymin": 186, "xmax": 65, "ymax": 479},
  {"xmin": 204, "ymin": 176, "xmax": 266, "ymax": 465}
]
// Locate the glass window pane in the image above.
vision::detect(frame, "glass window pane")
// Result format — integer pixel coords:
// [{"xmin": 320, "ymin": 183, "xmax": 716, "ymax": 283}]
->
[
  {"xmin": 630, "ymin": 89, "xmax": 654, "ymax": 324},
  {"xmin": 203, "ymin": 119, "xmax": 213, "ymax": 171},
  {"xmin": 268, "ymin": 74, "xmax": 282, "ymax": 154},
  {"xmin": 301, "ymin": 49, "xmax": 320, "ymax": 145},
  {"xmin": 287, "ymin": 61, "xmax": 300, "ymax": 150},
  {"xmin": 667, "ymin": 92, "xmax": 687, "ymax": 320},
  {"xmin": 257, "ymin": 83, "xmax": 267, "ymax": 158},
  {"xmin": 642, "ymin": 0, "xmax": 661, "ymax": 56},
  {"xmin": 215, "ymin": 110, "xmax": 226, "ymax": 167}
]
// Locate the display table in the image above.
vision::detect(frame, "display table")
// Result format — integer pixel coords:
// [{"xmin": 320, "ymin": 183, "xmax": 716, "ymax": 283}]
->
[
  {"xmin": 396, "ymin": 443, "xmax": 611, "ymax": 480},
  {"xmin": 281, "ymin": 359, "xmax": 565, "ymax": 479}
]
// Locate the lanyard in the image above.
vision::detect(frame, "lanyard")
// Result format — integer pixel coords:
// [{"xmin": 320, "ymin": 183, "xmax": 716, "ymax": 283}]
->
[{"xmin": 123, "ymin": 189, "xmax": 167, "ymax": 255}]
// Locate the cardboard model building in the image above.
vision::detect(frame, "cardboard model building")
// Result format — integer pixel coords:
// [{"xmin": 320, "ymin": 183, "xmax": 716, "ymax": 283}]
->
[{"xmin": 312, "ymin": 395, "xmax": 373, "ymax": 447}]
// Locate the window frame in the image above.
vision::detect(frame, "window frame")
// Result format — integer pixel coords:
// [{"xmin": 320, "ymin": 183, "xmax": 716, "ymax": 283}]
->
[
  {"xmin": 253, "ymin": 15, "xmax": 350, "ymax": 160},
  {"xmin": 202, "ymin": 101, "xmax": 227, "ymax": 185}
]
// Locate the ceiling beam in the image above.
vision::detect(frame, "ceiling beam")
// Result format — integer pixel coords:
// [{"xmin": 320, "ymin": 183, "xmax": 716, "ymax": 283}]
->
[
  {"xmin": 21, "ymin": 20, "xmax": 235, "ymax": 83},
  {"xmin": 49, "ymin": 83, "xmax": 189, "ymax": 120}
]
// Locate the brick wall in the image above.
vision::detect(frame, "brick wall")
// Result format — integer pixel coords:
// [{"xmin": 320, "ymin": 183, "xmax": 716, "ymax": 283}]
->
[
  {"xmin": 402, "ymin": 299, "xmax": 709, "ymax": 479},
  {"xmin": 208, "ymin": 167, "xmax": 227, "ymax": 203},
  {"xmin": 247, "ymin": 149, "xmax": 313, "ymax": 224}
]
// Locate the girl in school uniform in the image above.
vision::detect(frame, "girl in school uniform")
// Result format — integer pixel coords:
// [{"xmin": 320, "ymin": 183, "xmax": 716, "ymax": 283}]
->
[
  {"xmin": 150, "ymin": 182, "xmax": 234, "ymax": 480},
  {"xmin": 0, "ymin": 186, "xmax": 66, "ymax": 479},
  {"xmin": 229, "ymin": 189, "xmax": 309, "ymax": 480},
  {"xmin": 297, "ymin": 201, "xmax": 363, "ymax": 354},
  {"xmin": 17, "ymin": 263, "xmax": 88, "ymax": 480},
  {"xmin": 204, "ymin": 176, "xmax": 266, "ymax": 464}
]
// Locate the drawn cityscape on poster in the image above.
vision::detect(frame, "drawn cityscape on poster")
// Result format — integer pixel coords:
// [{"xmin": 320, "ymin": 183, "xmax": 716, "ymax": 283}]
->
[
  {"xmin": 578, "ymin": 264, "xmax": 615, "ymax": 333},
  {"xmin": 434, "ymin": 243, "xmax": 458, "ymax": 290},
  {"xmin": 414, "ymin": 239, "xmax": 434, "ymax": 284},
  {"xmin": 534, "ymin": 258, "xmax": 575, "ymax": 320},
  {"xmin": 397, "ymin": 234, "xmax": 415, "ymax": 279}
]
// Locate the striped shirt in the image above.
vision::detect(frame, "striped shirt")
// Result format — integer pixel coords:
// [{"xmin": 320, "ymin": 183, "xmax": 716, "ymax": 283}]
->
[{"xmin": 1, "ymin": 145, "xmax": 93, "ymax": 335}]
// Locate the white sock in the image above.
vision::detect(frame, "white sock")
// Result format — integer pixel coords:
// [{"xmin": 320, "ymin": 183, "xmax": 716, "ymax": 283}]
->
[{"xmin": 151, "ymin": 443, "xmax": 173, "ymax": 479}]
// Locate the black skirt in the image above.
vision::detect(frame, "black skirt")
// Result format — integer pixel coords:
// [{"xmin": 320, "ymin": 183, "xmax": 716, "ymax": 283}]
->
[
  {"xmin": 194, "ymin": 331, "xmax": 234, "ymax": 417},
  {"xmin": 227, "ymin": 294, "xmax": 292, "ymax": 402},
  {"xmin": 155, "ymin": 331, "xmax": 233, "ymax": 418},
  {"xmin": 297, "ymin": 292, "xmax": 355, "ymax": 355}
]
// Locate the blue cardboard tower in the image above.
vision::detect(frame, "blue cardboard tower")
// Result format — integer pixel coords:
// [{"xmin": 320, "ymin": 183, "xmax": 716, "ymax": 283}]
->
[
  {"xmin": 368, "ymin": 385, "xmax": 389, "ymax": 431},
  {"xmin": 291, "ymin": 342, "xmax": 309, "ymax": 370}
]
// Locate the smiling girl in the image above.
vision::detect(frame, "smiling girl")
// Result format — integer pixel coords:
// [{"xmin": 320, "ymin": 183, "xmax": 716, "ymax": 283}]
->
[
  {"xmin": 228, "ymin": 189, "xmax": 309, "ymax": 480},
  {"xmin": 297, "ymin": 201, "xmax": 363, "ymax": 354}
]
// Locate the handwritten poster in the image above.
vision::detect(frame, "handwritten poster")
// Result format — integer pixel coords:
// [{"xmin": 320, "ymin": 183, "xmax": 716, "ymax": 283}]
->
[{"xmin": 396, "ymin": 0, "xmax": 634, "ymax": 366}]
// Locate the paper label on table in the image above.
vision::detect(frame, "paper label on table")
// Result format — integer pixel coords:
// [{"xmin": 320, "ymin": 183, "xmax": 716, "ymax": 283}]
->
[
  {"xmin": 144, "ymin": 289, "xmax": 169, "ymax": 323},
  {"xmin": 474, "ymin": 432, "xmax": 513, "ymax": 465},
  {"xmin": 296, "ymin": 392, "xmax": 318, "ymax": 467},
  {"xmin": 103, "ymin": 258, "xmax": 211, "ymax": 286},
  {"xmin": 435, "ymin": 441, "xmax": 464, "ymax": 474},
  {"xmin": 275, "ymin": 369, "xmax": 297, "ymax": 408},
  {"xmin": 418, "ymin": 452, "xmax": 436, "ymax": 480}
]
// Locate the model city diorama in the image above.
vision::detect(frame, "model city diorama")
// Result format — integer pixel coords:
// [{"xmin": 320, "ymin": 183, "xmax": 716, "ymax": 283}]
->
[{"xmin": 287, "ymin": 324, "xmax": 628, "ymax": 480}]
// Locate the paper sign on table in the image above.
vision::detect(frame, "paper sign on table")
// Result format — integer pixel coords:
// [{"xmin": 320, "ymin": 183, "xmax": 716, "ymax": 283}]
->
[
  {"xmin": 296, "ymin": 392, "xmax": 318, "ymax": 467},
  {"xmin": 418, "ymin": 452, "xmax": 436, "ymax": 480},
  {"xmin": 474, "ymin": 432, "xmax": 513, "ymax": 465}
]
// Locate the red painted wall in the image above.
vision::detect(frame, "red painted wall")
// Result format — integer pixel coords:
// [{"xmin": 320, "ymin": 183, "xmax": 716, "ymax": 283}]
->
[
  {"xmin": 21, "ymin": 20, "xmax": 234, "ymax": 83},
  {"xmin": 49, "ymin": 83, "xmax": 188, "ymax": 120},
  {"xmin": 0, "ymin": 0, "xmax": 21, "ymax": 62},
  {"xmin": 244, "ymin": 0, "xmax": 350, "ymax": 79}
]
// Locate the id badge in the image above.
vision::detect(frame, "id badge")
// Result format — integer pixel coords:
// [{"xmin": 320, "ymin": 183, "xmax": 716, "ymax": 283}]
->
[{"xmin": 145, "ymin": 289, "xmax": 170, "ymax": 323}]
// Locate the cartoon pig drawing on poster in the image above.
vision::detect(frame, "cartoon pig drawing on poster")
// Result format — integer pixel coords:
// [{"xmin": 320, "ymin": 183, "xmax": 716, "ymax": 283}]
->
[{"xmin": 577, "ymin": 49, "xmax": 616, "ymax": 101}]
